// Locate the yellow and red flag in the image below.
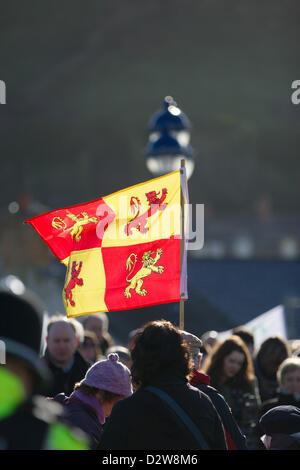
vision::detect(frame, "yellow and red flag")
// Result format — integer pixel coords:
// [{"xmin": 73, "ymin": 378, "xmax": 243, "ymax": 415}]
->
[{"xmin": 25, "ymin": 170, "xmax": 188, "ymax": 317}]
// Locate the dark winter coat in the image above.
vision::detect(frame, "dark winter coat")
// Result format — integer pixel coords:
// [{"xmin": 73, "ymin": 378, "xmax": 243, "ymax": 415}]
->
[
  {"xmin": 190, "ymin": 370, "xmax": 248, "ymax": 450},
  {"xmin": 43, "ymin": 350, "xmax": 90, "ymax": 397},
  {"xmin": 97, "ymin": 372, "xmax": 227, "ymax": 450}
]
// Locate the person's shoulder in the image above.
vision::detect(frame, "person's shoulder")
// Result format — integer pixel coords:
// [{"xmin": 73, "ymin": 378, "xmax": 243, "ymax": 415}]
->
[
  {"xmin": 106, "ymin": 390, "xmax": 139, "ymax": 420},
  {"xmin": 187, "ymin": 383, "xmax": 220, "ymax": 409},
  {"xmin": 52, "ymin": 392, "xmax": 69, "ymax": 404},
  {"xmin": 196, "ymin": 382, "xmax": 218, "ymax": 394},
  {"xmin": 119, "ymin": 388, "xmax": 150, "ymax": 406},
  {"xmin": 187, "ymin": 382, "xmax": 214, "ymax": 398},
  {"xmin": 110, "ymin": 387, "xmax": 160, "ymax": 415},
  {"xmin": 197, "ymin": 383, "xmax": 228, "ymax": 403}
]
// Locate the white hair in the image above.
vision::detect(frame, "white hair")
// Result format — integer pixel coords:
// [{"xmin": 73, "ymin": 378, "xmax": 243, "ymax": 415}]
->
[{"xmin": 277, "ymin": 357, "xmax": 300, "ymax": 385}]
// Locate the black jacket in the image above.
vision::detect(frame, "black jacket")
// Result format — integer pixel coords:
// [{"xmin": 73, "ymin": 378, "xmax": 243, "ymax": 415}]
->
[
  {"xmin": 190, "ymin": 371, "xmax": 248, "ymax": 450},
  {"xmin": 97, "ymin": 372, "xmax": 227, "ymax": 450},
  {"xmin": 43, "ymin": 350, "xmax": 90, "ymax": 397}
]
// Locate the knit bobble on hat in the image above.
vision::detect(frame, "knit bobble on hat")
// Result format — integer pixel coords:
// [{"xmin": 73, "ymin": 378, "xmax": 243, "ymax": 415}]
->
[
  {"xmin": 80, "ymin": 353, "xmax": 133, "ymax": 397},
  {"xmin": 108, "ymin": 353, "xmax": 119, "ymax": 362}
]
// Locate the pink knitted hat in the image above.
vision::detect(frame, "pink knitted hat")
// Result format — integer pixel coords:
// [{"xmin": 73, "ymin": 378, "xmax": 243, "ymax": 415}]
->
[{"xmin": 80, "ymin": 353, "xmax": 132, "ymax": 397}]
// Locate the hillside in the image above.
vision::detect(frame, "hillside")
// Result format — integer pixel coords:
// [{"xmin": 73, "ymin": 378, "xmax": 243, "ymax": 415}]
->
[{"xmin": 0, "ymin": 0, "xmax": 299, "ymax": 215}]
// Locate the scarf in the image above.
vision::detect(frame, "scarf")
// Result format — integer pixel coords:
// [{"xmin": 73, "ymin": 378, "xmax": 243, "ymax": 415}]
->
[
  {"xmin": 190, "ymin": 369, "xmax": 211, "ymax": 387},
  {"xmin": 69, "ymin": 389, "xmax": 105, "ymax": 425}
]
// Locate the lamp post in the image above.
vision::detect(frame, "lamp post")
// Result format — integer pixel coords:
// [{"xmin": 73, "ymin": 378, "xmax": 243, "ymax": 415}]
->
[{"xmin": 145, "ymin": 96, "xmax": 195, "ymax": 179}]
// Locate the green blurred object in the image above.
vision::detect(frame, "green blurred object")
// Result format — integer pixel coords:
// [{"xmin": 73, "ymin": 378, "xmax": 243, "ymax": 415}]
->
[
  {"xmin": 46, "ymin": 421, "xmax": 89, "ymax": 450},
  {"xmin": 0, "ymin": 367, "xmax": 26, "ymax": 420}
]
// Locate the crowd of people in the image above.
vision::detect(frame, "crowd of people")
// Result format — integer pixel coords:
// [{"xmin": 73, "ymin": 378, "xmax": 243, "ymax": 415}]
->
[{"xmin": 0, "ymin": 287, "xmax": 299, "ymax": 451}]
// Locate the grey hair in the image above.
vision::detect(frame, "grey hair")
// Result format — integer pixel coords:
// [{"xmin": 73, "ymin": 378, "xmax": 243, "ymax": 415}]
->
[
  {"xmin": 78, "ymin": 312, "xmax": 109, "ymax": 333},
  {"xmin": 277, "ymin": 357, "xmax": 300, "ymax": 385}
]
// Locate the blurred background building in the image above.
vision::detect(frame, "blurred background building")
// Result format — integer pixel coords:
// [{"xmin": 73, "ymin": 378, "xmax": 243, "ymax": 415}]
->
[{"xmin": 1, "ymin": 0, "xmax": 300, "ymax": 344}]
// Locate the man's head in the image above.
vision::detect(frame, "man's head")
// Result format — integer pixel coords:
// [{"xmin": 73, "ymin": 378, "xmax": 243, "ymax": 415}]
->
[
  {"xmin": 78, "ymin": 331, "xmax": 102, "ymax": 363},
  {"xmin": 201, "ymin": 330, "xmax": 218, "ymax": 349},
  {"xmin": 80, "ymin": 313, "xmax": 108, "ymax": 343},
  {"xmin": 46, "ymin": 316, "xmax": 79, "ymax": 368}
]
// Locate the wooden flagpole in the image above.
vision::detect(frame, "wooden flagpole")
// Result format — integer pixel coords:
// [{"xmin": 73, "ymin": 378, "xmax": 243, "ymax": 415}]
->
[{"xmin": 179, "ymin": 158, "xmax": 185, "ymax": 330}]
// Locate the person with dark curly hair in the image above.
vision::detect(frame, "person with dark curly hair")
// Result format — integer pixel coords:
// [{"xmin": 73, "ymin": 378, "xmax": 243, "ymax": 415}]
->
[
  {"xmin": 202, "ymin": 335, "xmax": 261, "ymax": 449},
  {"xmin": 97, "ymin": 319, "xmax": 227, "ymax": 450}
]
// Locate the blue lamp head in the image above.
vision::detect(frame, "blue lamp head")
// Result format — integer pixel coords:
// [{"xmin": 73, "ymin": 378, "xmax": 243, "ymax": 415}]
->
[
  {"xmin": 148, "ymin": 96, "xmax": 191, "ymax": 134},
  {"xmin": 145, "ymin": 96, "xmax": 195, "ymax": 179}
]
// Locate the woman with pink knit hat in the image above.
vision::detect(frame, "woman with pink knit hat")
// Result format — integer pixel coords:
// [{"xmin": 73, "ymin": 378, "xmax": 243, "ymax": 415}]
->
[{"xmin": 53, "ymin": 353, "xmax": 132, "ymax": 449}]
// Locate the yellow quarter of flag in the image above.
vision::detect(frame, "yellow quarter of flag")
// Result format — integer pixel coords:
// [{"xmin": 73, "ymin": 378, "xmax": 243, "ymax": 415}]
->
[{"xmin": 62, "ymin": 248, "xmax": 107, "ymax": 316}]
